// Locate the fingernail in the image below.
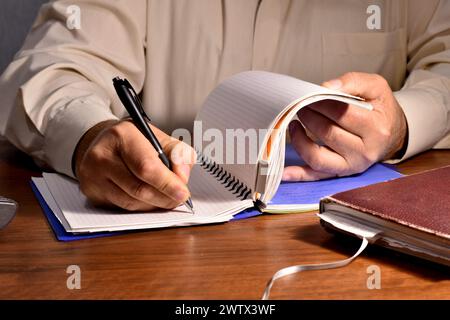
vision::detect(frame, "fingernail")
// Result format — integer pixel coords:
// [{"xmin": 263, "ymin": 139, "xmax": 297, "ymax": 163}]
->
[{"xmin": 323, "ymin": 79, "xmax": 342, "ymax": 90}]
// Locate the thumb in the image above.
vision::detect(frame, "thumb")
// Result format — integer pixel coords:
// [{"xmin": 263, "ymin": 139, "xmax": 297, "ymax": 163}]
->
[
  {"xmin": 169, "ymin": 141, "xmax": 195, "ymax": 184},
  {"xmin": 323, "ymin": 72, "xmax": 386, "ymax": 100},
  {"xmin": 172, "ymin": 163, "xmax": 192, "ymax": 185}
]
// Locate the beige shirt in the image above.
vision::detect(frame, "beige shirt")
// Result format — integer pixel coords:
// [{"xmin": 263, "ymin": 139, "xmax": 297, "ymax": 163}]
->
[{"xmin": 1, "ymin": 0, "xmax": 450, "ymax": 178}]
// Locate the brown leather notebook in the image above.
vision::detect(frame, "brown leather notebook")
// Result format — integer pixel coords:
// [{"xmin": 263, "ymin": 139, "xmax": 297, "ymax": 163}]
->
[{"xmin": 319, "ymin": 165, "xmax": 450, "ymax": 266}]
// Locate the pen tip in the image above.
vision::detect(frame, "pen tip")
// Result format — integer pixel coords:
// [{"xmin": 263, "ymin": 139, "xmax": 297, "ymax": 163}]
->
[{"xmin": 185, "ymin": 198, "xmax": 195, "ymax": 214}]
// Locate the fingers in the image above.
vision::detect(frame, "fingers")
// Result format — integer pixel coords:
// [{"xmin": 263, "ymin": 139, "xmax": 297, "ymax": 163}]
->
[
  {"xmin": 296, "ymin": 108, "xmax": 364, "ymax": 158},
  {"xmin": 282, "ymin": 165, "xmax": 336, "ymax": 181},
  {"xmin": 304, "ymin": 99, "xmax": 372, "ymax": 137},
  {"xmin": 88, "ymin": 179, "xmax": 157, "ymax": 212},
  {"xmin": 288, "ymin": 120, "xmax": 349, "ymax": 175},
  {"xmin": 323, "ymin": 72, "xmax": 388, "ymax": 100},
  {"xmin": 106, "ymin": 158, "xmax": 182, "ymax": 209},
  {"xmin": 286, "ymin": 72, "xmax": 398, "ymax": 182},
  {"xmin": 115, "ymin": 123, "xmax": 191, "ymax": 203}
]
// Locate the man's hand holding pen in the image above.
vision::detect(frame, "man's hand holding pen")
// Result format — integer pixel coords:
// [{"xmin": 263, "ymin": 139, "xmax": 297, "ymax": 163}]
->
[{"xmin": 74, "ymin": 120, "xmax": 195, "ymax": 212}]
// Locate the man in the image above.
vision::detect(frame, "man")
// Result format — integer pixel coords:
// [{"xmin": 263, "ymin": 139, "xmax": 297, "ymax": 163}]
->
[{"xmin": 0, "ymin": 0, "xmax": 449, "ymax": 211}]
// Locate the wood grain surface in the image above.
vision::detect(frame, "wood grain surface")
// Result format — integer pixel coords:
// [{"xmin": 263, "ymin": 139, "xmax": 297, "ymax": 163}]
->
[{"xmin": 0, "ymin": 140, "xmax": 448, "ymax": 299}]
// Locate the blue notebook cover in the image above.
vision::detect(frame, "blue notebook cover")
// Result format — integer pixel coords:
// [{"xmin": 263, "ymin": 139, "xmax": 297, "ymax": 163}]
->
[{"xmin": 31, "ymin": 145, "xmax": 402, "ymax": 241}]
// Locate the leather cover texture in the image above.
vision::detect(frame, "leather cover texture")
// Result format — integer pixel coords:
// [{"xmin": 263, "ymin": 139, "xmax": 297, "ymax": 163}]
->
[{"xmin": 325, "ymin": 165, "xmax": 450, "ymax": 240}]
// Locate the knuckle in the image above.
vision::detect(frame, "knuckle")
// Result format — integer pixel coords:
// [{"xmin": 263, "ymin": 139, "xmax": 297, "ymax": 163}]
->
[
  {"xmin": 108, "ymin": 122, "xmax": 133, "ymax": 146},
  {"xmin": 321, "ymin": 125, "xmax": 336, "ymax": 142},
  {"xmin": 136, "ymin": 158, "xmax": 156, "ymax": 177},
  {"xmin": 131, "ymin": 181, "xmax": 147, "ymax": 200},
  {"xmin": 165, "ymin": 137, "xmax": 180, "ymax": 150},
  {"xmin": 107, "ymin": 123, "xmax": 125, "ymax": 141},
  {"xmin": 308, "ymin": 156, "xmax": 325, "ymax": 172},
  {"xmin": 89, "ymin": 146, "xmax": 108, "ymax": 164},
  {"xmin": 115, "ymin": 120, "xmax": 132, "ymax": 133},
  {"xmin": 376, "ymin": 125, "xmax": 392, "ymax": 141},
  {"xmin": 362, "ymin": 150, "xmax": 379, "ymax": 165},
  {"xmin": 157, "ymin": 176, "xmax": 173, "ymax": 194}
]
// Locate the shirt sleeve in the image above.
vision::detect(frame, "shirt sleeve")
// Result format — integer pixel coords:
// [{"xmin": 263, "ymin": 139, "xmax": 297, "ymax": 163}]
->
[
  {"xmin": 389, "ymin": 0, "xmax": 450, "ymax": 163},
  {"xmin": 0, "ymin": 0, "xmax": 146, "ymax": 178}
]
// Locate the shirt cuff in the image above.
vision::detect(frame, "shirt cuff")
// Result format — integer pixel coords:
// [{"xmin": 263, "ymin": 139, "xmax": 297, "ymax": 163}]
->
[
  {"xmin": 43, "ymin": 98, "xmax": 118, "ymax": 178},
  {"xmin": 388, "ymin": 88, "xmax": 447, "ymax": 163}
]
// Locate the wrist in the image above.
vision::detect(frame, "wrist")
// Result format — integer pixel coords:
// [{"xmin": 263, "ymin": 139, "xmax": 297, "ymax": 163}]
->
[
  {"xmin": 387, "ymin": 109, "xmax": 409, "ymax": 160},
  {"xmin": 393, "ymin": 125, "xmax": 408, "ymax": 160},
  {"xmin": 72, "ymin": 120, "xmax": 119, "ymax": 178}
]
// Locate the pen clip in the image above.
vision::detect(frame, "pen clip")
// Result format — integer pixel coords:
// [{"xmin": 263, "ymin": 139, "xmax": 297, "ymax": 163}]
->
[{"xmin": 123, "ymin": 79, "xmax": 151, "ymax": 123}]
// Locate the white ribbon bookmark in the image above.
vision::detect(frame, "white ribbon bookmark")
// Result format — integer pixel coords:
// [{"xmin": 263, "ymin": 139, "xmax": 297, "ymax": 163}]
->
[
  {"xmin": 261, "ymin": 237, "xmax": 369, "ymax": 300},
  {"xmin": 262, "ymin": 212, "xmax": 383, "ymax": 300}
]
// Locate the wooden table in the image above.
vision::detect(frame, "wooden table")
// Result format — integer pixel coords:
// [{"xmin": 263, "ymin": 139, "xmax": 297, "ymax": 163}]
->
[{"xmin": 0, "ymin": 139, "xmax": 449, "ymax": 299}]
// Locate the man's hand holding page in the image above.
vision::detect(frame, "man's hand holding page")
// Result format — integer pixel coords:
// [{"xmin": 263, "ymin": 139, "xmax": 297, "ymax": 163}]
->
[{"xmin": 284, "ymin": 72, "xmax": 408, "ymax": 182}]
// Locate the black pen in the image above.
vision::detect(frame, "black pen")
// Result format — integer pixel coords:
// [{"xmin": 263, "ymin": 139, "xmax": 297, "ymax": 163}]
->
[{"xmin": 112, "ymin": 77, "xmax": 195, "ymax": 214}]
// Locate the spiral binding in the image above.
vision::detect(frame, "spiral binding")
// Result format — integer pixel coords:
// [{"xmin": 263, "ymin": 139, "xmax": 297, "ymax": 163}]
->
[{"xmin": 196, "ymin": 150, "xmax": 252, "ymax": 201}]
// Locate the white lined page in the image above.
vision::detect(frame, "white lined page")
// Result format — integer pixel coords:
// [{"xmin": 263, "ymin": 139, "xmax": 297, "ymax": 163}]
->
[{"xmin": 37, "ymin": 165, "xmax": 253, "ymax": 233}]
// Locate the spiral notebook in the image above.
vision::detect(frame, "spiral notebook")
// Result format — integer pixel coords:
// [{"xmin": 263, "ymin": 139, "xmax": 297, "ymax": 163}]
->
[
  {"xmin": 31, "ymin": 145, "xmax": 402, "ymax": 239},
  {"xmin": 31, "ymin": 71, "xmax": 374, "ymax": 234}
]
